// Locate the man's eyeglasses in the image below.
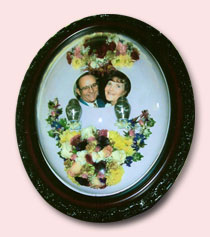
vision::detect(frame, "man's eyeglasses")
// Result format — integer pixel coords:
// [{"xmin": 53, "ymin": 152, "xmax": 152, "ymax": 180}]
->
[{"xmin": 80, "ymin": 83, "xmax": 98, "ymax": 91}]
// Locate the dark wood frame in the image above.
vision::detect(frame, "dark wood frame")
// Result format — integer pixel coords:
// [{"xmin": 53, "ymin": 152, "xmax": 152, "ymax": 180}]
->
[{"xmin": 16, "ymin": 14, "xmax": 195, "ymax": 222}]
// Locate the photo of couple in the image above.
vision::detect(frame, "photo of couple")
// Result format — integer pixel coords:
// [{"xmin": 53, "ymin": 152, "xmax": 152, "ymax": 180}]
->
[
  {"xmin": 38, "ymin": 30, "xmax": 169, "ymax": 194},
  {"xmin": 74, "ymin": 70, "xmax": 131, "ymax": 108}
]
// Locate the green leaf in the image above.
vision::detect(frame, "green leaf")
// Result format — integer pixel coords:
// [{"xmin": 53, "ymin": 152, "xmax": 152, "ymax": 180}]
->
[
  {"xmin": 147, "ymin": 118, "xmax": 156, "ymax": 127},
  {"xmin": 48, "ymin": 130, "xmax": 55, "ymax": 138},
  {"xmin": 143, "ymin": 128, "xmax": 152, "ymax": 138},
  {"xmin": 59, "ymin": 118, "xmax": 67, "ymax": 127},
  {"xmin": 59, "ymin": 118, "xmax": 70, "ymax": 130},
  {"xmin": 139, "ymin": 143, "xmax": 146, "ymax": 148},
  {"xmin": 72, "ymin": 148, "xmax": 77, "ymax": 154},
  {"xmin": 48, "ymin": 101, "xmax": 55, "ymax": 109},
  {"xmin": 123, "ymin": 131, "xmax": 129, "ymax": 137},
  {"xmin": 46, "ymin": 117, "xmax": 51, "ymax": 124},
  {"xmin": 56, "ymin": 141, "xmax": 61, "ymax": 148},
  {"xmin": 57, "ymin": 151, "xmax": 62, "ymax": 157},
  {"xmin": 57, "ymin": 108, "xmax": 63, "ymax": 115},
  {"xmin": 133, "ymin": 152, "xmax": 143, "ymax": 162}
]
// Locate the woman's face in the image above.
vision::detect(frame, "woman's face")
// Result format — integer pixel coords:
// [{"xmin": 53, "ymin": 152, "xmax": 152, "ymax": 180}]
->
[{"xmin": 105, "ymin": 77, "xmax": 126, "ymax": 105}]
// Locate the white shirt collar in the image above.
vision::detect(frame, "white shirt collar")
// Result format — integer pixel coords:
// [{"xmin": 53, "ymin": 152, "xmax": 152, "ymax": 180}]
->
[{"xmin": 85, "ymin": 101, "xmax": 97, "ymax": 107}]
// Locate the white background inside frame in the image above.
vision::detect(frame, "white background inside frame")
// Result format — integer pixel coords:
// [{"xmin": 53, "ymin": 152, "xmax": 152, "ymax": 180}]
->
[{"xmin": 36, "ymin": 33, "xmax": 170, "ymax": 196}]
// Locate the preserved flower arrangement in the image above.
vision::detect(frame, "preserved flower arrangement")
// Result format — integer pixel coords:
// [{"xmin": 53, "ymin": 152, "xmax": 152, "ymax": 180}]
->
[
  {"xmin": 46, "ymin": 98, "xmax": 155, "ymax": 189},
  {"xmin": 66, "ymin": 33, "xmax": 140, "ymax": 75}
]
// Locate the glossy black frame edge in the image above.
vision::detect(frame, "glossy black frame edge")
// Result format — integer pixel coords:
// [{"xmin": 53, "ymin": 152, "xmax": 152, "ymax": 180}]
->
[{"xmin": 16, "ymin": 14, "xmax": 195, "ymax": 222}]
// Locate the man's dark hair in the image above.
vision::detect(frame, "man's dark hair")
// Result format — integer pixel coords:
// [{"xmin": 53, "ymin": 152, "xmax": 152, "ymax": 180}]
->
[
  {"xmin": 76, "ymin": 72, "xmax": 97, "ymax": 90},
  {"xmin": 74, "ymin": 72, "xmax": 98, "ymax": 99}
]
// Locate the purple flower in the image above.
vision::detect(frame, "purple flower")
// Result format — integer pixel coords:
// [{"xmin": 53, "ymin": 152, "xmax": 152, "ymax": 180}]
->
[
  {"xmin": 125, "ymin": 156, "xmax": 133, "ymax": 167},
  {"xmin": 51, "ymin": 121, "xmax": 62, "ymax": 129}
]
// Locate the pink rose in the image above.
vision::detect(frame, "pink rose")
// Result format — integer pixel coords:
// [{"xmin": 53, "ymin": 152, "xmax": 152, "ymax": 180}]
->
[
  {"xmin": 139, "ymin": 120, "xmax": 144, "ymax": 126},
  {"xmin": 51, "ymin": 111, "xmax": 56, "ymax": 116},
  {"xmin": 116, "ymin": 42, "xmax": 127, "ymax": 55},
  {"xmin": 129, "ymin": 130, "xmax": 135, "ymax": 136},
  {"xmin": 87, "ymin": 136, "xmax": 96, "ymax": 142},
  {"xmin": 95, "ymin": 146, "xmax": 101, "ymax": 152},
  {"xmin": 74, "ymin": 46, "xmax": 82, "ymax": 58},
  {"xmin": 70, "ymin": 154, "xmax": 77, "ymax": 160}
]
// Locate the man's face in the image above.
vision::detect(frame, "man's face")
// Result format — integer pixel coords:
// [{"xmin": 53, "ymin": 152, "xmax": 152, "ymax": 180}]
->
[{"xmin": 76, "ymin": 75, "xmax": 99, "ymax": 103}]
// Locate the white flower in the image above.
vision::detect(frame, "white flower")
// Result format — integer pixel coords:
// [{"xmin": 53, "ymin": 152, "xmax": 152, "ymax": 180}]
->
[
  {"xmin": 81, "ymin": 126, "xmax": 97, "ymax": 140},
  {"xmin": 60, "ymin": 141, "xmax": 73, "ymax": 159},
  {"xmin": 92, "ymin": 152, "xmax": 99, "ymax": 163},
  {"xmin": 111, "ymin": 150, "xmax": 126, "ymax": 165},
  {"xmin": 75, "ymin": 150, "xmax": 88, "ymax": 165},
  {"xmin": 90, "ymin": 61, "xmax": 98, "ymax": 69},
  {"xmin": 96, "ymin": 57, "xmax": 105, "ymax": 63},
  {"xmin": 98, "ymin": 150, "xmax": 107, "ymax": 161},
  {"xmin": 92, "ymin": 151, "xmax": 106, "ymax": 163}
]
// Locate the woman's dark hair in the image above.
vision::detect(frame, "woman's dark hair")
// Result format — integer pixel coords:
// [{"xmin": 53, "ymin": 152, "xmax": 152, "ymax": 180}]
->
[{"xmin": 106, "ymin": 70, "xmax": 131, "ymax": 97}]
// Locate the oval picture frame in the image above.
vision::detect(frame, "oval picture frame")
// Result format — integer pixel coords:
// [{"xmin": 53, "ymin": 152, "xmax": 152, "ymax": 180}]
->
[{"xmin": 16, "ymin": 14, "xmax": 195, "ymax": 222}]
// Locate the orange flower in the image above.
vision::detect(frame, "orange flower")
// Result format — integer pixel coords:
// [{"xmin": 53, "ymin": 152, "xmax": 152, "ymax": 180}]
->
[{"xmin": 102, "ymin": 145, "xmax": 113, "ymax": 158}]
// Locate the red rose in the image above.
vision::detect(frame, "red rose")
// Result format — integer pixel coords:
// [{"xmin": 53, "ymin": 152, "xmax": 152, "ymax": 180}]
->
[
  {"xmin": 70, "ymin": 134, "xmax": 81, "ymax": 146},
  {"xmin": 85, "ymin": 154, "xmax": 93, "ymax": 164},
  {"xmin": 131, "ymin": 49, "xmax": 140, "ymax": 60},
  {"xmin": 108, "ymin": 42, "xmax": 116, "ymax": 51},
  {"xmin": 96, "ymin": 44, "xmax": 108, "ymax": 58},
  {"xmin": 98, "ymin": 129, "xmax": 108, "ymax": 137},
  {"xmin": 66, "ymin": 52, "xmax": 72, "ymax": 64}
]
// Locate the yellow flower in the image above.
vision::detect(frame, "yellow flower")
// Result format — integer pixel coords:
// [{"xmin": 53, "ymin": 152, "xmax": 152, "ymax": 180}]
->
[
  {"xmin": 109, "ymin": 131, "xmax": 134, "ymax": 156},
  {"xmin": 106, "ymin": 166, "xmax": 124, "ymax": 186},
  {"xmin": 59, "ymin": 130, "xmax": 80, "ymax": 144},
  {"xmin": 111, "ymin": 55, "xmax": 133, "ymax": 67},
  {"xmin": 71, "ymin": 57, "xmax": 85, "ymax": 69}
]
